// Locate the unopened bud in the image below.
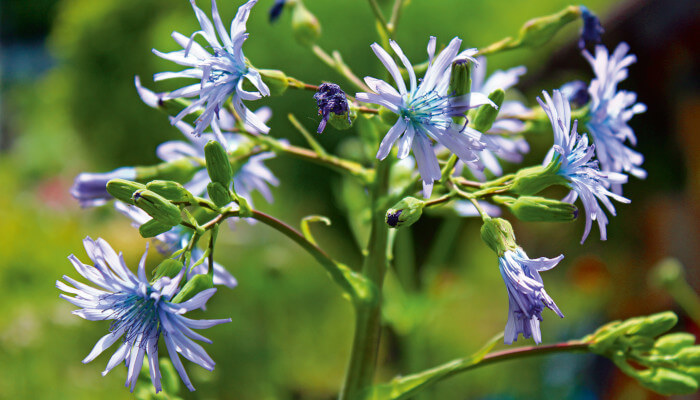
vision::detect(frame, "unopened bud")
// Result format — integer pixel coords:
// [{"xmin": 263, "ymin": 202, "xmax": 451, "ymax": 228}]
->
[
  {"xmin": 472, "ymin": 89, "xmax": 505, "ymax": 133},
  {"xmin": 146, "ymin": 180, "xmax": 194, "ymax": 204},
  {"xmin": 638, "ymin": 368, "xmax": 698, "ymax": 396},
  {"xmin": 259, "ymin": 69, "xmax": 289, "ymax": 95},
  {"xmin": 480, "ymin": 218, "xmax": 518, "ymax": 255},
  {"xmin": 449, "ymin": 58, "xmax": 472, "ymax": 98},
  {"xmin": 511, "ymin": 162, "xmax": 568, "ymax": 196},
  {"xmin": 152, "ymin": 259, "xmax": 184, "ymax": 282},
  {"xmin": 386, "ymin": 197, "xmax": 425, "ymax": 228},
  {"xmin": 207, "ymin": 182, "xmax": 233, "ymax": 208},
  {"xmin": 133, "ymin": 189, "xmax": 182, "ymax": 227},
  {"xmin": 496, "ymin": 195, "xmax": 578, "ymax": 222},
  {"xmin": 651, "ymin": 258, "xmax": 685, "ymax": 289},
  {"xmin": 677, "ymin": 347, "xmax": 700, "ymax": 367},
  {"xmin": 654, "ymin": 333, "xmax": 696, "ymax": 355},
  {"xmin": 106, "ymin": 179, "xmax": 146, "ymax": 205},
  {"xmin": 135, "ymin": 158, "xmax": 199, "ymax": 184},
  {"xmin": 138, "ymin": 218, "xmax": 174, "ymax": 238},
  {"xmin": 171, "ymin": 274, "xmax": 214, "ymax": 304},
  {"xmin": 204, "ymin": 140, "xmax": 233, "ymax": 187},
  {"xmin": 291, "ymin": 2, "xmax": 320, "ymax": 47},
  {"xmin": 517, "ymin": 6, "xmax": 580, "ymax": 48},
  {"xmin": 627, "ymin": 312, "xmax": 678, "ymax": 338}
]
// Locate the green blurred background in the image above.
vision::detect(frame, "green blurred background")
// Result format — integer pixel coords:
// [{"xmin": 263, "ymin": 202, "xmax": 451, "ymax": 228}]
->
[{"xmin": 1, "ymin": 0, "xmax": 698, "ymax": 398}]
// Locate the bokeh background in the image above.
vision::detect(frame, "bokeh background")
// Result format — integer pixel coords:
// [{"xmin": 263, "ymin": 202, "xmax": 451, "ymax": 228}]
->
[{"xmin": 1, "ymin": 0, "xmax": 698, "ymax": 398}]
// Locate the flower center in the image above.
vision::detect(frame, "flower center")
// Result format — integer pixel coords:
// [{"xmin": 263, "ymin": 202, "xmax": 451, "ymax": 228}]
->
[
  {"xmin": 400, "ymin": 90, "xmax": 452, "ymax": 130},
  {"xmin": 107, "ymin": 292, "xmax": 161, "ymax": 344}
]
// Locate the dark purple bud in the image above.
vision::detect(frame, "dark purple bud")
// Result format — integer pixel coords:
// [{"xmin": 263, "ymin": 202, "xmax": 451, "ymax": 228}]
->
[
  {"xmin": 70, "ymin": 167, "xmax": 137, "ymax": 208},
  {"xmin": 386, "ymin": 210, "xmax": 402, "ymax": 228},
  {"xmin": 269, "ymin": 0, "xmax": 286, "ymax": 23},
  {"xmin": 559, "ymin": 80, "xmax": 590, "ymax": 108},
  {"xmin": 313, "ymin": 83, "xmax": 350, "ymax": 133},
  {"xmin": 578, "ymin": 6, "xmax": 604, "ymax": 49}
]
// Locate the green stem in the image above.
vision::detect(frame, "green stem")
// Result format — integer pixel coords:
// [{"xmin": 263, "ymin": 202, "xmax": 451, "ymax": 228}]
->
[
  {"xmin": 312, "ymin": 45, "xmax": 370, "ymax": 92},
  {"xmin": 387, "ymin": 0, "xmax": 404, "ymax": 33},
  {"xmin": 367, "ymin": 0, "xmax": 390, "ymax": 37},
  {"xmin": 288, "ymin": 113, "xmax": 328, "ymax": 156},
  {"xmin": 340, "ymin": 160, "xmax": 392, "ymax": 400}
]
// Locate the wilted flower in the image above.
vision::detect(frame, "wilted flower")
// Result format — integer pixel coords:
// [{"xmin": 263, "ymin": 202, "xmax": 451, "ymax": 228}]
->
[
  {"xmin": 70, "ymin": 167, "xmax": 136, "ymax": 207},
  {"xmin": 578, "ymin": 6, "xmax": 604, "ymax": 49},
  {"xmin": 56, "ymin": 237, "xmax": 230, "ymax": 392},
  {"xmin": 539, "ymin": 89, "xmax": 630, "ymax": 243},
  {"xmin": 313, "ymin": 83, "xmax": 350, "ymax": 133},
  {"xmin": 583, "ymin": 42, "xmax": 646, "ymax": 193},
  {"xmin": 356, "ymin": 36, "xmax": 495, "ymax": 197},
  {"xmin": 152, "ymin": 0, "xmax": 270, "ymax": 138}
]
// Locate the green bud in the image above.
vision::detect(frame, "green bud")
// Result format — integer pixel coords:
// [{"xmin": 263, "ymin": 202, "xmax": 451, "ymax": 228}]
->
[
  {"xmin": 133, "ymin": 189, "xmax": 182, "ymax": 227},
  {"xmin": 677, "ymin": 346, "xmax": 700, "ymax": 367},
  {"xmin": 106, "ymin": 179, "xmax": 146, "ymax": 205},
  {"xmin": 638, "ymin": 368, "xmax": 698, "ymax": 396},
  {"xmin": 624, "ymin": 335, "xmax": 655, "ymax": 352},
  {"xmin": 385, "ymin": 197, "xmax": 425, "ymax": 228},
  {"xmin": 259, "ymin": 69, "xmax": 289, "ymax": 96},
  {"xmin": 139, "ymin": 218, "xmax": 174, "ymax": 238},
  {"xmin": 204, "ymin": 140, "xmax": 233, "ymax": 187},
  {"xmin": 152, "ymin": 259, "xmax": 184, "ymax": 282},
  {"xmin": 329, "ymin": 107, "xmax": 357, "ymax": 131},
  {"xmin": 627, "ymin": 312, "xmax": 678, "ymax": 338},
  {"xmin": 207, "ymin": 182, "xmax": 232, "ymax": 208},
  {"xmin": 472, "ymin": 89, "xmax": 505, "ymax": 133},
  {"xmin": 510, "ymin": 161, "xmax": 568, "ymax": 196},
  {"xmin": 682, "ymin": 366, "xmax": 700, "ymax": 381},
  {"xmin": 651, "ymin": 258, "xmax": 685, "ymax": 289},
  {"xmin": 171, "ymin": 274, "xmax": 214, "ymax": 304},
  {"xmin": 449, "ymin": 58, "xmax": 472, "ymax": 98},
  {"xmin": 480, "ymin": 218, "xmax": 518, "ymax": 255},
  {"xmin": 136, "ymin": 158, "xmax": 199, "ymax": 184},
  {"xmin": 146, "ymin": 180, "xmax": 194, "ymax": 204},
  {"xmin": 654, "ymin": 333, "xmax": 696, "ymax": 355},
  {"xmin": 378, "ymin": 106, "xmax": 399, "ymax": 126},
  {"xmin": 291, "ymin": 2, "xmax": 320, "ymax": 47},
  {"xmin": 496, "ymin": 195, "xmax": 578, "ymax": 222},
  {"xmin": 516, "ymin": 6, "xmax": 581, "ymax": 48}
]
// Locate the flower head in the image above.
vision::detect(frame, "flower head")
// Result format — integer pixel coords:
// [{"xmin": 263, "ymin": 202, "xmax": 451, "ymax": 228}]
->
[
  {"xmin": 499, "ymin": 247, "xmax": 564, "ymax": 344},
  {"xmin": 56, "ymin": 237, "xmax": 230, "ymax": 392},
  {"xmin": 70, "ymin": 167, "xmax": 136, "ymax": 207},
  {"xmin": 539, "ymin": 89, "xmax": 630, "ymax": 243},
  {"xmin": 583, "ymin": 42, "xmax": 646, "ymax": 192},
  {"xmin": 313, "ymin": 83, "xmax": 351, "ymax": 133},
  {"xmin": 356, "ymin": 37, "xmax": 496, "ymax": 197},
  {"xmin": 152, "ymin": 0, "xmax": 270, "ymax": 138},
  {"xmin": 578, "ymin": 6, "xmax": 604, "ymax": 49}
]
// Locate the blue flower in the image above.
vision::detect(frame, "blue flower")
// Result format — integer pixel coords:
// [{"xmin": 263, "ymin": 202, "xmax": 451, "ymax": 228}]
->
[
  {"xmin": 70, "ymin": 167, "xmax": 136, "ymax": 207},
  {"xmin": 578, "ymin": 6, "xmax": 604, "ymax": 49},
  {"xmin": 152, "ymin": 0, "xmax": 270, "ymax": 138},
  {"xmin": 583, "ymin": 43, "xmax": 647, "ymax": 193},
  {"xmin": 538, "ymin": 90, "xmax": 630, "ymax": 243},
  {"xmin": 499, "ymin": 247, "xmax": 564, "ymax": 344},
  {"xmin": 56, "ymin": 237, "xmax": 230, "ymax": 392},
  {"xmin": 356, "ymin": 37, "xmax": 496, "ymax": 198}
]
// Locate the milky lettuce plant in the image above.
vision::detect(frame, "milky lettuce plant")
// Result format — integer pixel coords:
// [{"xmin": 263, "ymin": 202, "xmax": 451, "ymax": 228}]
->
[{"xmin": 60, "ymin": 1, "xmax": 700, "ymax": 398}]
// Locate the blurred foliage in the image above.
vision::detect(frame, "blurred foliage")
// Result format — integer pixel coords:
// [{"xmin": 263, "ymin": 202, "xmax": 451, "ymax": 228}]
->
[{"xmin": 1, "ymin": 0, "xmax": 697, "ymax": 399}]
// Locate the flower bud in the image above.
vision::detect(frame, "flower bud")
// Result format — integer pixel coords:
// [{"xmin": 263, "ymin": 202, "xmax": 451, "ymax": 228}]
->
[
  {"xmin": 677, "ymin": 347, "xmax": 700, "ymax": 367},
  {"xmin": 578, "ymin": 6, "xmax": 604, "ymax": 49},
  {"xmin": 329, "ymin": 107, "xmax": 357, "ymax": 131},
  {"xmin": 314, "ymin": 83, "xmax": 351, "ymax": 133},
  {"xmin": 171, "ymin": 274, "xmax": 214, "ymax": 304},
  {"xmin": 133, "ymin": 189, "xmax": 182, "ymax": 227},
  {"xmin": 152, "ymin": 259, "xmax": 184, "ymax": 282},
  {"xmin": 291, "ymin": 2, "xmax": 320, "ymax": 47},
  {"xmin": 516, "ymin": 6, "xmax": 580, "ymax": 48},
  {"xmin": 71, "ymin": 167, "xmax": 137, "ymax": 207},
  {"xmin": 654, "ymin": 333, "xmax": 696, "ymax": 355},
  {"xmin": 626, "ymin": 312, "xmax": 678, "ymax": 338},
  {"xmin": 386, "ymin": 197, "xmax": 425, "ymax": 228},
  {"xmin": 259, "ymin": 69, "xmax": 289, "ymax": 95},
  {"xmin": 449, "ymin": 58, "xmax": 472, "ymax": 98},
  {"xmin": 638, "ymin": 368, "xmax": 698, "ymax": 396},
  {"xmin": 496, "ymin": 195, "xmax": 578, "ymax": 222},
  {"xmin": 204, "ymin": 140, "xmax": 233, "ymax": 187},
  {"xmin": 480, "ymin": 218, "xmax": 518, "ymax": 255},
  {"xmin": 106, "ymin": 179, "xmax": 147, "ymax": 205},
  {"xmin": 510, "ymin": 162, "xmax": 568, "ymax": 196},
  {"xmin": 146, "ymin": 180, "xmax": 194, "ymax": 204},
  {"xmin": 135, "ymin": 158, "xmax": 199, "ymax": 184},
  {"xmin": 138, "ymin": 218, "xmax": 174, "ymax": 238},
  {"xmin": 207, "ymin": 182, "xmax": 233, "ymax": 208},
  {"xmin": 472, "ymin": 89, "xmax": 505, "ymax": 133},
  {"xmin": 651, "ymin": 258, "xmax": 685, "ymax": 289}
]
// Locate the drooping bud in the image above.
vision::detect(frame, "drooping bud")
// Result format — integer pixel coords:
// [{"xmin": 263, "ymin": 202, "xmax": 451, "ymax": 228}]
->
[
  {"xmin": 578, "ymin": 6, "xmax": 604, "ymax": 49},
  {"xmin": 259, "ymin": 69, "xmax": 289, "ymax": 95},
  {"xmin": 291, "ymin": 2, "xmax": 321, "ymax": 47},
  {"xmin": 152, "ymin": 259, "xmax": 184, "ymax": 282},
  {"xmin": 146, "ymin": 180, "xmax": 194, "ymax": 204},
  {"xmin": 472, "ymin": 88, "xmax": 505, "ymax": 132},
  {"xmin": 204, "ymin": 140, "xmax": 233, "ymax": 187},
  {"xmin": 637, "ymin": 368, "xmax": 698, "ymax": 396},
  {"xmin": 133, "ymin": 189, "xmax": 182, "ymax": 227},
  {"xmin": 480, "ymin": 218, "xmax": 518, "ymax": 255},
  {"xmin": 677, "ymin": 347, "xmax": 700, "ymax": 367},
  {"xmin": 207, "ymin": 182, "xmax": 233, "ymax": 208},
  {"xmin": 495, "ymin": 195, "xmax": 578, "ymax": 222},
  {"xmin": 71, "ymin": 167, "xmax": 137, "ymax": 207},
  {"xmin": 171, "ymin": 274, "xmax": 214, "ymax": 304},
  {"xmin": 511, "ymin": 161, "xmax": 569, "ymax": 196},
  {"xmin": 626, "ymin": 312, "xmax": 678, "ymax": 338},
  {"xmin": 385, "ymin": 197, "xmax": 425, "ymax": 228},
  {"xmin": 654, "ymin": 333, "xmax": 697, "ymax": 355},
  {"xmin": 106, "ymin": 179, "xmax": 146, "ymax": 205},
  {"xmin": 516, "ymin": 6, "xmax": 581, "ymax": 48},
  {"xmin": 313, "ymin": 83, "xmax": 351, "ymax": 133},
  {"xmin": 138, "ymin": 218, "xmax": 174, "ymax": 238}
]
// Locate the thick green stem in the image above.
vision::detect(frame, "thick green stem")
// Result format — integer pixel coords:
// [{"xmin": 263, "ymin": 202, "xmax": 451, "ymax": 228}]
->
[{"xmin": 340, "ymin": 160, "xmax": 392, "ymax": 400}]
